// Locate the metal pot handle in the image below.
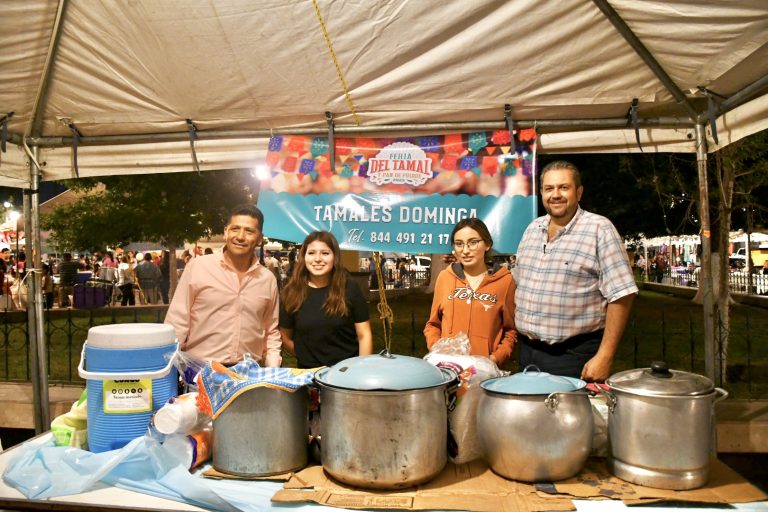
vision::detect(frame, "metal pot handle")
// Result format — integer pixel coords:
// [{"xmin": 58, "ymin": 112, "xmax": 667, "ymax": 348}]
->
[
  {"xmin": 590, "ymin": 384, "xmax": 617, "ymax": 413},
  {"xmin": 544, "ymin": 390, "xmax": 587, "ymax": 412},
  {"xmin": 713, "ymin": 387, "xmax": 729, "ymax": 403},
  {"xmin": 522, "ymin": 364, "xmax": 543, "ymax": 375}
]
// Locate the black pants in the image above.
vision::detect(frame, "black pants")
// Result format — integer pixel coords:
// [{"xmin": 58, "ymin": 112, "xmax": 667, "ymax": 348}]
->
[
  {"xmin": 120, "ymin": 283, "xmax": 135, "ymax": 306},
  {"xmin": 518, "ymin": 330, "xmax": 603, "ymax": 379},
  {"xmin": 160, "ymin": 278, "xmax": 170, "ymax": 304}
]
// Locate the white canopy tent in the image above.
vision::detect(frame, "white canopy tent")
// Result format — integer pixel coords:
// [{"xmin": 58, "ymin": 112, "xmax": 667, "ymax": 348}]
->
[
  {"xmin": 1, "ymin": 0, "xmax": 767, "ymax": 431},
  {"xmin": 1, "ymin": 1, "xmax": 768, "ymax": 183}
]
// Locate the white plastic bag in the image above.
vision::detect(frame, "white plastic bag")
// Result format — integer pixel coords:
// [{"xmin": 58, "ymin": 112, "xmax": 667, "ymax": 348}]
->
[
  {"xmin": 424, "ymin": 333, "xmax": 502, "ymax": 464},
  {"xmin": 590, "ymin": 395, "xmax": 609, "ymax": 457}
]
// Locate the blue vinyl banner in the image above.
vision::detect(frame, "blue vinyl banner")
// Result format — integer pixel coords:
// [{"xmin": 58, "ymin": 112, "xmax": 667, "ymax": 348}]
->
[{"xmin": 258, "ymin": 131, "xmax": 537, "ymax": 254}]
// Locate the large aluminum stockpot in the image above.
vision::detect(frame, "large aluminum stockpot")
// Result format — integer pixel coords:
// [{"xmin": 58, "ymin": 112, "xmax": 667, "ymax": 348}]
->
[
  {"xmin": 314, "ymin": 352, "xmax": 457, "ymax": 489},
  {"xmin": 213, "ymin": 386, "xmax": 309, "ymax": 476},
  {"xmin": 477, "ymin": 367, "xmax": 593, "ymax": 482},
  {"xmin": 605, "ymin": 362, "xmax": 728, "ymax": 490}
]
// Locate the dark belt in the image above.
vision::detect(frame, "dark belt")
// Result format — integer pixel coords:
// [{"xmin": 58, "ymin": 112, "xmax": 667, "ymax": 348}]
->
[{"xmin": 520, "ymin": 330, "xmax": 603, "ymax": 354}]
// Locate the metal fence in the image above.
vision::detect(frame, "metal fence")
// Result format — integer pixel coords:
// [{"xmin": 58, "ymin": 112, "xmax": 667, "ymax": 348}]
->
[
  {"xmin": 649, "ymin": 268, "xmax": 768, "ymax": 295},
  {"xmin": 1, "ymin": 285, "xmax": 764, "ymax": 399},
  {"xmin": 1, "ymin": 306, "xmax": 168, "ymax": 384},
  {"xmin": 368, "ymin": 268, "xmax": 431, "ymax": 290}
]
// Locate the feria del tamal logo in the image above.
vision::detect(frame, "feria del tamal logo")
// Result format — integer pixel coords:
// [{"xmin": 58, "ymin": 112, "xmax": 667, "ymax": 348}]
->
[{"xmin": 367, "ymin": 142, "xmax": 433, "ymax": 186}]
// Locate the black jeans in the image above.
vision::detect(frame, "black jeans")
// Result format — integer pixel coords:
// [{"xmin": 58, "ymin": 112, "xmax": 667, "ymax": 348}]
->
[
  {"xmin": 518, "ymin": 330, "xmax": 603, "ymax": 379},
  {"xmin": 120, "ymin": 283, "xmax": 135, "ymax": 306}
]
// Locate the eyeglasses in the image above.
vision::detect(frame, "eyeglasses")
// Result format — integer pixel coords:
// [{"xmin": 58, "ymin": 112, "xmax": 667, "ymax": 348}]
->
[{"xmin": 453, "ymin": 239, "xmax": 483, "ymax": 251}]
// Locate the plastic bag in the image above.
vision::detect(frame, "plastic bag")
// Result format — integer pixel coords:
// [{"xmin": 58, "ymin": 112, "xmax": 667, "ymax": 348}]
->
[
  {"xmin": 2, "ymin": 434, "xmax": 238, "ymax": 511},
  {"xmin": 590, "ymin": 395, "xmax": 609, "ymax": 457},
  {"xmin": 424, "ymin": 334, "xmax": 503, "ymax": 464},
  {"xmin": 51, "ymin": 389, "xmax": 88, "ymax": 449},
  {"xmin": 428, "ymin": 331, "xmax": 471, "ymax": 356},
  {"xmin": 152, "ymin": 392, "xmax": 206, "ymax": 435},
  {"xmin": 174, "ymin": 350, "xmax": 206, "ymax": 392}
]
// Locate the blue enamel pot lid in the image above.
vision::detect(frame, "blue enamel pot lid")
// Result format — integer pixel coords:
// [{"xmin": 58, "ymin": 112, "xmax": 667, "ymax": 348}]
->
[
  {"xmin": 315, "ymin": 352, "xmax": 455, "ymax": 391},
  {"xmin": 482, "ymin": 366, "xmax": 587, "ymax": 395}
]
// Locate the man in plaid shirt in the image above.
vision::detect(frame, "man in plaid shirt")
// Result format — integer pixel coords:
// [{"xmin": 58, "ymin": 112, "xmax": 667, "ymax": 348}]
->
[{"xmin": 513, "ymin": 161, "xmax": 638, "ymax": 381}]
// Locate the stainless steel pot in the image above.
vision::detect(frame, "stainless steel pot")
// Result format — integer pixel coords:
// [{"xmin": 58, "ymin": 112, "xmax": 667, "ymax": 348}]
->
[
  {"xmin": 314, "ymin": 358, "xmax": 456, "ymax": 489},
  {"xmin": 477, "ymin": 371, "xmax": 593, "ymax": 482},
  {"xmin": 605, "ymin": 362, "xmax": 728, "ymax": 490},
  {"xmin": 213, "ymin": 386, "xmax": 309, "ymax": 476}
]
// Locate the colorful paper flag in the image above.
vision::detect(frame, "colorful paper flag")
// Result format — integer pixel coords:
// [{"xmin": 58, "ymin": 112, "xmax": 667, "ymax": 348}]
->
[
  {"xmin": 482, "ymin": 156, "xmax": 498, "ymax": 176},
  {"xmin": 311, "ymin": 137, "xmax": 329, "ymax": 159},
  {"xmin": 522, "ymin": 159, "xmax": 534, "ymax": 177},
  {"xmin": 444, "ymin": 134, "xmax": 465, "ymax": 153},
  {"xmin": 300, "ymin": 159, "xmax": 315, "ymax": 175},
  {"xmin": 519, "ymin": 129, "xmax": 536, "ymax": 142},
  {"xmin": 419, "ymin": 136, "xmax": 440, "ymax": 153},
  {"xmin": 468, "ymin": 132, "xmax": 488, "ymax": 154},
  {"xmin": 268, "ymin": 136, "xmax": 284, "ymax": 152},
  {"xmin": 441, "ymin": 153, "xmax": 459, "ymax": 170},
  {"xmin": 286, "ymin": 137, "xmax": 305, "ymax": 154},
  {"xmin": 266, "ymin": 151, "xmax": 281, "ymax": 168},
  {"xmin": 356, "ymin": 137, "xmax": 379, "ymax": 157},
  {"xmin": 282, "ymin": 156, "xmax": 298, "ymax": 173},
  {"xmin": 461, "ymin": 155, "xmax": 479, "ymax": 170},
  {"xmin": 335, "ymin": 137, "xmax": 352, "ymax": 155},
  {"xmin": 491, "ymin": 130, "xmax": 511, "ymax": 145},
  {"xmin": 340, "ymin": 163, "xmax": 354, "ymax": 177},
  {"xmin": 318, "ymin": 159, "xmax": 333, "ymax": 176}
]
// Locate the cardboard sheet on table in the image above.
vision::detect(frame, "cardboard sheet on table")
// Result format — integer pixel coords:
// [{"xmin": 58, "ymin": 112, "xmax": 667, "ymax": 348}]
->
[
  {"xmin": 202, "ymin": 466, "xmax": 294, "ymax": 481},
  {"xmin": 273, "ymin": 461, "xmax": 575, "ymax": 511},
  {"xmin": 538, "ymin": 457, "xmax": 767, "ymax": 505},
  {"xmin": 273, "ymin": 458, "xmax": 767, "ymax": 511}
]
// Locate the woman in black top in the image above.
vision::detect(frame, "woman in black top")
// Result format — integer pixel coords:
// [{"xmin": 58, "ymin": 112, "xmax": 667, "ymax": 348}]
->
[{"xmin": 279, "ymin": 231, "xmax": 373, "ymax": 368}]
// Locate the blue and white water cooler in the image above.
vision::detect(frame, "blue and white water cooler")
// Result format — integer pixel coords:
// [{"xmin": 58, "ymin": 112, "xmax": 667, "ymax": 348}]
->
[{"xmin": 78, "ymin": 323, "xmax": 179, "ymax": 452}]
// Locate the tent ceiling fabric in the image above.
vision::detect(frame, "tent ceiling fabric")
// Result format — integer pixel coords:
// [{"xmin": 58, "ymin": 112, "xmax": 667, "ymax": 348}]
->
[{"xmin": 1, "ymin": 0, "xmax": 768, "ymax": 185}]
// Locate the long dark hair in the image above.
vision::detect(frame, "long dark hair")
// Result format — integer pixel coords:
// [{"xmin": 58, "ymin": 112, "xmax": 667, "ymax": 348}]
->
[{"xmin": 281, "ymin": 231, "xmax": 350, "ymax": 317}]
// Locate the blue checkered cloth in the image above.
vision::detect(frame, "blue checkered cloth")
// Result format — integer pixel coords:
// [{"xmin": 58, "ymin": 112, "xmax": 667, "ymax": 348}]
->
[{"xmin": 196, "ymin": 358, "xmax": 319, "ymax": 419}]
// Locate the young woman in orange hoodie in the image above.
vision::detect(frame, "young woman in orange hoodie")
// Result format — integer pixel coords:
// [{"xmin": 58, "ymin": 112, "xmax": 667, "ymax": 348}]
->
[{"xmin": 424, "ymin": 218, "xmax": 517, "ymax": 365}]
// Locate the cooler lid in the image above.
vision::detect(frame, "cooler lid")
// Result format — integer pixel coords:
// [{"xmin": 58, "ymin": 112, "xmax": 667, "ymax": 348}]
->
[
  {"xmin": 87, "ymin": 323, "xmax": 177, "ymax": 349},
  {"xmin": 315, "ymin": 353, "xmax": 454, "ymax": 390},
  {"xmin": 607, "ymin": 361, "xmax": 714, "ymax": 397},
  {"xmin": 481, "ymin": 366, "xmax": 586, "ymax": 395}
]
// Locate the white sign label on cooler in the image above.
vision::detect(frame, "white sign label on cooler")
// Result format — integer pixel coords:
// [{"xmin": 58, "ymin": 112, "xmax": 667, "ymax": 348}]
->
[{"xmin": 103, "ymin": 378, "xmax": 153, "ymax": 413}]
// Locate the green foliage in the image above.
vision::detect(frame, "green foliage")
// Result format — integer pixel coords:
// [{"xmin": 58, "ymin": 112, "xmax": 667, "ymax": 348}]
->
[
  {"xmin": 41, "ymin": 170, "xmax": 255, "ymax": 252},
  {"xmin": 722, "ymin": 130, "xmax": 768, "ymax": 230}
]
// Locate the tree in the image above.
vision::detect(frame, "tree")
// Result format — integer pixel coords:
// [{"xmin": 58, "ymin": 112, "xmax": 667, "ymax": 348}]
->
[
  {"xmin": 708, "ymin": 131, "xmax": 768, "ymax": 382},
  {"xmin": 41, "ymin": 169, "xmax": 256, "ymax": 295}
]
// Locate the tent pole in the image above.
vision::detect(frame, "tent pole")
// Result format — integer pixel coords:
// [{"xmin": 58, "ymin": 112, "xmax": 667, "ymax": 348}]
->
[
  {"xmin": 15, "ymin": 116, "xmax": 693, "ymax": 148},
  {"xmin": 707, "ymin": 73, "xmax": 768, "ymax": 120},
  {"xmin": 591, "ymin": 0, "xmax": 698, "ymax": 122},
  {"xmin": 31, "ymin": 145, "xmax": 50, "ymax": 431},
  {"xmin": 695, "ymin": 123, "xmax": 716, "ymax": 381},
  {"xmin": 23, "ymin": 166, "xmax": 49, "ymax": 434}
]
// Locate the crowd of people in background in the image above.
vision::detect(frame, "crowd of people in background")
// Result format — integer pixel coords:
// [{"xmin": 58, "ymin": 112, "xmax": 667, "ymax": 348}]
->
[
  {"xmin": 0, "ymin": 247, "xmax": 186, "ymax": 310},
  {"xmin": 3, "ymin": 235, "xmax": 765, "ymax": 311}
]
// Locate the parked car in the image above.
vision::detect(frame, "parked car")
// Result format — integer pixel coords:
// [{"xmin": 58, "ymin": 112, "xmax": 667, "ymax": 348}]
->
[{"xmin": 410, "ymin": 256, "xmax": 431, "ymax": 272}]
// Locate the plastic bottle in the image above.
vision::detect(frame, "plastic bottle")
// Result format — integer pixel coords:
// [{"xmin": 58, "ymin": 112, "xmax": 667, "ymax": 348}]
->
[
  {"xmin": 152, "ymin": 392, "xmax": 201, "ymax": 435},
  {"xmin": 163, "ymin": 427, "xmax": 212, "ymax": 470}
]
